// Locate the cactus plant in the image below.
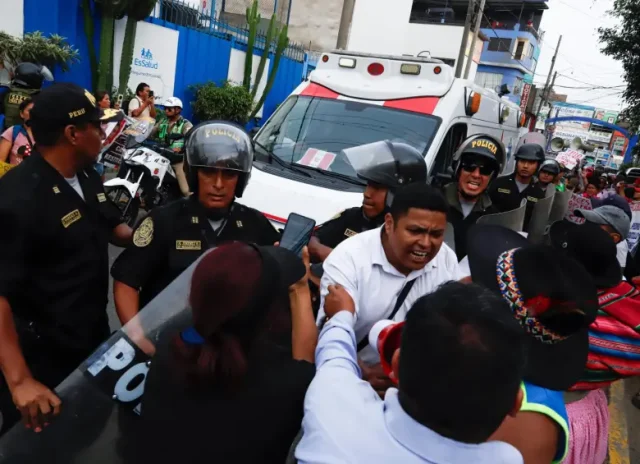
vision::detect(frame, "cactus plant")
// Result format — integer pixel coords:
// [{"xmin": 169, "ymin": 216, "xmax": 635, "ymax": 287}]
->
[
  {"xmin": 243, "ymin": 1, "xmax": 260, "ymax": 90},
  {"xmin": 95, "ymin": 0, "xmax": 127, "ymax": 91},
  {"xmin": 249, "ymin": 24, "xmax": 289, "ymax": 120},
  {"xmin": 118, "ymin": 0, "xmax": 157, "ymax": 95},
  {"xmin": 251, "ymin": 14, "xmax": 276, "ymax": 100}
]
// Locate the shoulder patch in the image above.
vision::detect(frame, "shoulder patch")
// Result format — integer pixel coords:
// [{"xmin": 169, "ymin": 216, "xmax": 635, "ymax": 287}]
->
[
  {"xmin": 344, "ymin": 228, "xmax": 358, "ymax": 238},
  {"xmin": 133, "ymin": 217, "xmax": 154, "ymax": 247},
  {"xmin": 526, "ymin": 196, "xmax": 539, "ymax": 203}
]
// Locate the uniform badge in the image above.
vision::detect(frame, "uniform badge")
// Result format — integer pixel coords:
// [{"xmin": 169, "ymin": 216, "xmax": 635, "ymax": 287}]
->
[
  {"xmin": 133, "ymin": 217, "xmax": 154, "ymax": 248},
  {"xmin": 344, "ymin": 228, "xmax": 357, "ymax": 238},
  {"xmin": 236, "ymin": 220, "xmax": 243, "ymax": 228},
  {"xmin": 53, "ymin": 186, "xmax": 61, "ymax": 194},
  {"xmin": 61, "ymin": 209, "xmax": 82, "ymax": 228},
  {"xmin": 176, "ymin": 240, "xmax": 202, "ymax": 250},
  {"xmin": 526, "ymin": 196, "xmax": 539, "ymax": 203},
  {"xmin": 97, "ymin": 193, "xmax": 107, "ymax": 203},
  {"xmin": 498, "ymin": 188, "xmax": 511, "ymax": 194},
  {"xmin": 191, "ymin": 216, "xmax": 199, "ymax": 224}
]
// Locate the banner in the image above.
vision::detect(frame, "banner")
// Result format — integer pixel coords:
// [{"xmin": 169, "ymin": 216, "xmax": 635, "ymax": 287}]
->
[
  {"xmin": 629, "ymin": 202, "xmax": 640, "ymax": 251},
  {"xmin": 555, "ymin": 150, "xmax": 584, "ymax": 170},
  {"xmin": 520, "ymin": 83, "xmax": 532, "ymax": 112},
  {"xmin": 564, "ymin": 194, "xmax": 592, "ymax": 224}
]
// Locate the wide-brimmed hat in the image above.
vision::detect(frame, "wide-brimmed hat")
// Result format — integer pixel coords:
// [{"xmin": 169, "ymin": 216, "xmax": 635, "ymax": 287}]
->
[
  {"xmin": 467, "ymin": 225, "xmax": 598, "ymax": 390},
  {"xmin": 549, "ymin": 220, "xmax": 621, "ymax": 288}
]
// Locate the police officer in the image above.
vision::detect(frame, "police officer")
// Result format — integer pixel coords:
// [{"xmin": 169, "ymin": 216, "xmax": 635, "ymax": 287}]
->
[
  {"xmin": 536, "ymin": 159, "xmax": 560, "ymax": 193},
  {"xmin": 111, "ymin": 121, "xmax": 280, "ymax": 327},
  {"xmin": 489, "ymin": 143, "xmax": 546, "ymax": 228},
  {"xmin": 308, "ymin": 140, "xmax": 427, "ymax": 262},
  {"xmin": 1, "ymin": 63, "xmax": 52, "ymax": 130},
  {"xmin": 0, "ymin": 83, "xmax": 132, "ymax": 434},
  {"xmin": 444, "ymin": 135, "xmax": 503, "ymax": 260}
]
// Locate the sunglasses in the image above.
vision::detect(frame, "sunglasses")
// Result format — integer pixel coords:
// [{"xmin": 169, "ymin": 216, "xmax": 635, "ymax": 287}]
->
[{"xmin": 460, "ymin": 160, "xmax": 495, "ymax": 176}]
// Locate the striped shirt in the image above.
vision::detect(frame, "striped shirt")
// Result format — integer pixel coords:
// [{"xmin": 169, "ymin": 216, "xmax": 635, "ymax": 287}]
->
[{"xmin": 572, "ymin": 281, "xmax": 640, "ymax": 391}]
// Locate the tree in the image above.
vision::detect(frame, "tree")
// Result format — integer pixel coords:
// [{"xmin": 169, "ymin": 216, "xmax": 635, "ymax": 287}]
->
[
  {"xmin": 0, "ymin": 31, "xmax": 79, "ymax": 72},
  {"xmin": 598, "ymin": 0, "xmax": 640, "ymax": 130}
]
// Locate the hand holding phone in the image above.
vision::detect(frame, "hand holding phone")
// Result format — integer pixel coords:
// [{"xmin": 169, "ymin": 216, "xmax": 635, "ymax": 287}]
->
[{"xmin": 279, "ymin": 213, "xmax": 316, "ymax": 258}]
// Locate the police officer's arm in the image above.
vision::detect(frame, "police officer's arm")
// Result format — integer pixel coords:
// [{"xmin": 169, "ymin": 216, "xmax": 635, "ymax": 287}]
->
[
  {"xmin": 0, "ymin": 208, "xmax": 61, "ymax": 430},
  {"xmin": 309, "ymin": 212, "xmax": 348, "ymax": 262},
  {"xmin": 111, "ymin": 213, "xmax": 169, "ymax": 325}
]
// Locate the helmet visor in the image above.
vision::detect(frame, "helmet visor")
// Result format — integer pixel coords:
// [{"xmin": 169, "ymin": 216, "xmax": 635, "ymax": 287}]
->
[
  {"xmin": 342, "ymin": 141, "xmax": 396, "ymax": 181},
  {"xmin": 186, "ymin": 124, "xmax": 253, "ymax": 173}
]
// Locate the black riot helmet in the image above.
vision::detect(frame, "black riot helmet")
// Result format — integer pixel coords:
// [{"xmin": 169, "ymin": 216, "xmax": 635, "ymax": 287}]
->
[
  {"xmin": 539, "ymin": 159, "xmax": 560, "ymax": 176},
  {"xmin": 452, "ymin": 134, "xmax": 506, "ymax": 178},
  {"xmin": 184, "ymin": 121, "xmax": 254, "ymax": 197},
  {"xmin": 514, "ymin": 143, "xmax": 545, "ymax": 163},
  {"xmin": 342, "ymin": 140, "xmax": 427, "ymax": 208},
  {"xmin": 12, "ymin": 63, "xmax": 53, "ymax": 89}
]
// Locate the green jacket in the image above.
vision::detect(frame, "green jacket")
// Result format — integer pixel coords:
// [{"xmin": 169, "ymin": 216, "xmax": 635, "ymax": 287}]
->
[{"xmin": 155, "ymin": 117, "xmax": 193, "ymax": 150}]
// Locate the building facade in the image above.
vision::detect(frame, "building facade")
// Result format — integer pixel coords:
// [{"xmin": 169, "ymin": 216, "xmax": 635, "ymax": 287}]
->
[{"xmin": 475, "ymin": 0, "xmax": 548, "ymax": 106}]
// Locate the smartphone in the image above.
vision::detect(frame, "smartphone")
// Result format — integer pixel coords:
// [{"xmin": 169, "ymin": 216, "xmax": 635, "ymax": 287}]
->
[
  {"xmin": 116, "ymin": 94, "xmax": 124, "ymax": 105},
  {"xmin": 280, "ymin": 213, "xmax": 316, "ymax": 257},
  {"xmin": 149, "ymin": 90, "xmax": 154, "ymax": 98}
]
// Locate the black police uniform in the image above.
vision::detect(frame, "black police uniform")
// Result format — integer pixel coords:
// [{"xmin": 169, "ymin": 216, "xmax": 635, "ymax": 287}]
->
[
  {"xmin": 314, "ymin": 207, "xmax": 384, "ymax": 249},
  {"xmin": 111, "ymin": 197, "xmax": 280, "ymax": 309},
  {"xmin": 444, "ymin": 183, "xmax": 498, "ymax": 260},
  {"xmin": 0, "ymin": 152, "xmax": 123, "ymax": 431},
  {"xmin": 488, "ymin": 175, "xmax": 545, "ymax": 228}
]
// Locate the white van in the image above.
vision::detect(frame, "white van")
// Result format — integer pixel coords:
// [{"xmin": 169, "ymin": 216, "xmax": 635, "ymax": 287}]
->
[{"xmin": 240, "ymin": 50, "xmax": 524, "ymax": 227}]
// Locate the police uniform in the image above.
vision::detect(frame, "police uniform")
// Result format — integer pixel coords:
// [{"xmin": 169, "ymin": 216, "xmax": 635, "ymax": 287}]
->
[
  {"xmin": 112, "ymin": 198, "xmax": 279, "ymax": 308},
  {"xmin": 314, "ymin": 207, "xmax": 384, "ymax": 249},
  {"xmin": 489, "ymin": 175, "xmax": 545, "ymax": 227}
]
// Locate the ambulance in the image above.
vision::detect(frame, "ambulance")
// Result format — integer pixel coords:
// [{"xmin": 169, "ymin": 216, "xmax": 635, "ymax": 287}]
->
[{"xmin": 240, "ymin": 50, "xmax": 525, "ymax": 227}]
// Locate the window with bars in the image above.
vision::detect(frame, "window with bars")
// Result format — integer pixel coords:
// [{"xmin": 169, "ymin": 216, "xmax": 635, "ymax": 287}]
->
[{"xmin": 475, "ymin": 72, "xmax": 504, "ymax": 90}]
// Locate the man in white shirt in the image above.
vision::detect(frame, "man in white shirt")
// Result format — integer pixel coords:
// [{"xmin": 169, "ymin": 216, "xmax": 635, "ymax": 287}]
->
[
  {"xmin": 297, "ymin": 281, "xmax": 525, "ymax": 464},
  {"xmin": 128, "ymin": 82, "xmax": 157, "ymax": 120},
  {"xmin": 318, "ymin": 182, "xmax": 463, "ymax": 394}
]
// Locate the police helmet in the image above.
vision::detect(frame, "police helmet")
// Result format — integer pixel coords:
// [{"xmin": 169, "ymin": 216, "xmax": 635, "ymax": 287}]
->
[
  {"xmin": 12, "ymin": 63, "xmax": 52, "ymax": 89},
  {"xmin": 514, "ymin": 143, "xmax": 545, "ymax": 163},
  {"xmin": 452, "ymin": 134, "xmax": 505, "ymax": 178},
  {"xmin": 342, "ymin": 140, "xmax": 427, "ymax": 208},
  {"xmin": 184, "ymin": 121, "xmax": 254, "ymax": 197},
  {"xmin": 539, "ymin": 159, "xmax": 560, "ymax": 176}
]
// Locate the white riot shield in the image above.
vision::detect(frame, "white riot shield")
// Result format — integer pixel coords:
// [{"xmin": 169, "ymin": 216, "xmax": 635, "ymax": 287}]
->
[
  {"xmin": 0, "ymin": 252, "xmax": 207, "ymax": 462},
  {"xmin": 526, "ymin": 194, "xmax": 554, "ymax": 244},
  {"xmin": 548, "ymin": 189, "xmax": 572, "ymax": 225},
  {"xmin": 445, "ymin": 222, "xmax": 456, "ymax": 252},
  {"xmin": 476, "ymin": 203, "xmax": 526, "ymax": 232}
]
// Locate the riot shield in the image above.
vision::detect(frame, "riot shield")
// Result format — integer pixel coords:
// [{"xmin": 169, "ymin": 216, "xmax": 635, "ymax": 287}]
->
[
  {"xmin": 444, "ymin": 222, "xmax": 455, "ymax": 252},
  {"xmin": 475, "ymin": 203, "xmax": 526, "ymax": 232},
  {"xmin": 548, "ymin": 189, "xmax": 572, "ymax": 225},
  {"xmin": 526, "ymin": 194, "xmax": 554, "ymax": 244},
  {"xmin": 0, "ymin": 252, "xmax": 204, "ymax": 463}
]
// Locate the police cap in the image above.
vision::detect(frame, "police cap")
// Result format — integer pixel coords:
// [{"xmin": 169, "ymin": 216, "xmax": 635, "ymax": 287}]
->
[{"xmin": 515, "ymin": 143, "xmax": 545, "ymax": 162}]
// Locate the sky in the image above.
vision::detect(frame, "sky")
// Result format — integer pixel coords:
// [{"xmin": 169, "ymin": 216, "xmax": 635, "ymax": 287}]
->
[{"xmin": 533, "ymin": 0, "xmax": 626, "ymax": 111}]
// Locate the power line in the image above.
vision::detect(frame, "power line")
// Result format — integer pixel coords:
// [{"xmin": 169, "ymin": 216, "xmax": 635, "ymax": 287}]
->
[{"xmin": 574, "ymin": 90, "xmax": 625, "ymax": 104}]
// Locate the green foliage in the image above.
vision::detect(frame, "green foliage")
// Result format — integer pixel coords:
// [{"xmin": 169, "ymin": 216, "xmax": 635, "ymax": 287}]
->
[
  {"xmin": 598, "ymin": 0, "xmax": 639, "ymax": 130},
  {"xmin": 244, "ymin": 1, "xmax": 260, "ymax": 90},
  {"xmin": 0, "ymin": 31, "xmax": 79, "ymax": 72},
  {"xmin": 95, "ymin": 0, "xmax": 127, "ymax": 93},
  {"xmin": 249, "ymin": 24, "xmax": 288, "ymax": 120},
  {"xmin": 191, "ymin": 81, "xmax": 254, "ymax": 125}
]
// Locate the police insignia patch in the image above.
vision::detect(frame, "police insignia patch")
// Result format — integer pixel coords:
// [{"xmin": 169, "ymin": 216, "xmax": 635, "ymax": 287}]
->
[
  {"xmin": 53, "ymin": 186, "xmax": 61, "ymax": 194},
  {"xmin": 61, "ymin": 209, "xmax": 82, "ymax": 228},
  {"xmin": 236, "ymin": 220, "xmax": 243, "ymax": 228},
  {"xmin": 498, "ymin": 188, "xmax": 511, "ymax": 194},
  {"xmin": 133, "ymin": 217, "xmax": 154, "ymax": 247},
  {"xmin": 344, "ymin": 229, "xmax": 357, "ymax": 237},
  {"xmin": 191, "ymin": 216, "xmax": 199, "ymax": 224},
  {"xmin": 176, "ymin": 240, "xmax": 201, "ymax": 250},
  {"xmin": 97, "ymin": 193, "xmax": 107, "ymax": 202}
]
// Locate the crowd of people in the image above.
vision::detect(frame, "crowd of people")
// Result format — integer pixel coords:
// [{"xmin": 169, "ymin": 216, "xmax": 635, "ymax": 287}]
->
[{"xmin": 0, "ymin": 77, "xmax": 640, "ymax": 464}]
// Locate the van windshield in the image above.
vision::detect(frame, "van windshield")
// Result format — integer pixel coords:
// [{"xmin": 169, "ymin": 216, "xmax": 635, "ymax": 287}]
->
[{"xmin": 255, "ymin": 96, "xmax": 441, "ymax": 182}]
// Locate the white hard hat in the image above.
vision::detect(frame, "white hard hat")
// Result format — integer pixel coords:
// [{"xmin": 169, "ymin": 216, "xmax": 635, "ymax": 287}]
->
[{"xmin": 163, "ymin": 97, "xmax": 183, "ymax": 109}]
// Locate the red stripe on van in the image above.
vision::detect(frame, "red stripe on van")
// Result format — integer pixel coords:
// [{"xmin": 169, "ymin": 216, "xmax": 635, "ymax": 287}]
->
[
  {"xmin": 300, "ymin": 83, "xmax": 340, "ymax": 99},
  {"xmin": 383, "ymin": 97, "xmax": 439, "ymax": 115},
  {"xmin": 262, "ymin": 212, "xmax": 288, "ymax": 224}
]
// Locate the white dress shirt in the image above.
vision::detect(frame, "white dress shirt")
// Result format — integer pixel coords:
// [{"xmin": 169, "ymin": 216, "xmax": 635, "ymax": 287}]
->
[
  {"xmin": 318, "ymin": 227, "xmax": 463, "ymax": 363},
  {"xmin": 296, "ymin": 311, "xmax": 523, "ymax": 464},
  {"xmin": 617, "ymin": 240, "xmax": 629, "ymax": 270}
]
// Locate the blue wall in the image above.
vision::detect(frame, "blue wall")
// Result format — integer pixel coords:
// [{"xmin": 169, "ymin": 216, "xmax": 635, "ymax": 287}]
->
[
  {"xmin": 23, "ymin": 0, "xmax": 304, "ymax": 124},
  {"xmin": 477, "ymin": 64, "xmax": 524, "ymax": 105},
  {"xmin": 479, "ymin": 28, "xmax": 538, "ymax": 75}
]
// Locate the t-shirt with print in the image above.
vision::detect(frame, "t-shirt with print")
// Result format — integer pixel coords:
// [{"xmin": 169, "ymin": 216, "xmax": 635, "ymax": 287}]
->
[
  {"xmin": 128, "ymin": 97, "xmax": 151, "ymax": 120},
  {"xmin": 1, "ymin": 126, "xmax": 32, "ymax": 165}
]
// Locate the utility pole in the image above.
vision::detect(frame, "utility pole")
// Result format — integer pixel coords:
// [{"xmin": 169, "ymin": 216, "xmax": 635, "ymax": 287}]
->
[
  {"xmin": 336, "ymin": 0, "xmax": 356, "ymax": 49},
  {"xmin": 463, "ymin": 0, "xmax": 486, "ymax": 80},
  {"xmin": 536, "ymin": 35, "xmax": 562, "ymax": 116},
  {"xmin": 455, "ymin": 0, "xmax": 476, "ymax": 78}
]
